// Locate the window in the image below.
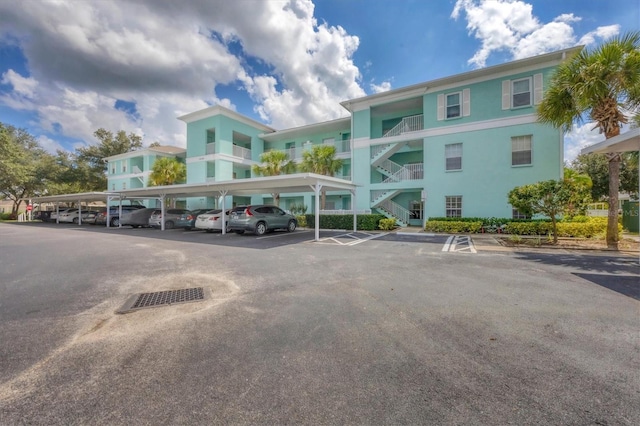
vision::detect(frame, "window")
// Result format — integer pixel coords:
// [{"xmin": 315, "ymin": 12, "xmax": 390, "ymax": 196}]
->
[
  {"xmin": 446, "ymin": 92, "xmax": 461, "ymax": 119},
  {"xmin": 512, "ymin": 135, "xmax": 532, "ymax": 166},
  {"xmin": 112, "ymin": 183, "xmax": 115, "ymax": 190},
  {"xmin": 512, "ymin": 208, "xmax": 531, "ymax": 220},
  {"xmin": 512, "ymin": 78, "xmax": 531, "ymax": 108},
  {"xmin": 122, "ymin": 182, "xmax": 126, "ymax": 190},
  {"xmin": 111, "ymin": 164, "xmax": 115, "ymax": 174},
  {"xmin": 446, "ymin": 196, "xmax": 462, "ymax": 218},
  {"xmin": 445, "ymin": 143, "xmax": 462, "ymax": 171},
  {"xmin": 206, "ymin": 129, "xmax": 215, "ymax": 144},
  {"xmin": 122, "ymin": 163, "xmax": 127, "ymax": 173}
]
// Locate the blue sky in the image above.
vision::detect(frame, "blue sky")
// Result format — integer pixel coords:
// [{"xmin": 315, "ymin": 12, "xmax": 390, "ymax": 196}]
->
[{"xmin": 0, "ymin": 0, "xmax": 637, "ymax": 161}]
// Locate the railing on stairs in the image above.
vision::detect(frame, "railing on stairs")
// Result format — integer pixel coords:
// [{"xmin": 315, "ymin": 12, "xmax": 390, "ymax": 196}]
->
[
  {"xmin": 371, "ymin": 143, "xmax": 395, "ymax": 160},
  {"xmin": 381, "ymin": 162, "xmax": 424, "ymax": 183},
  {"xmin": 377, "ymin": 200, "xmax": 411, "ymax": 225},
  {"xmin": 132, "ymin": 165, "xmax": 145, "ymax": 184},
  {"xmin": 383, "ymin": 114, "xmax": 424, "ymax": 138}
]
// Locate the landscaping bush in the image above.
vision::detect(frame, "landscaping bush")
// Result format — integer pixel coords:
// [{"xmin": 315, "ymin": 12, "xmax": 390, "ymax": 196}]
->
[
  {"xmin": 378, "ymin": 218, "xmax": 397, "ymax": 230},
  {"xmin": 304, "ymin": 214, "xmax": 385, "ymax": 231},
  {"xmin": 295, "ymin": 215, "xmax": 307, "ymax": 228},
  {"xmin": 424, "ymin": 220, "xmax": 483, "ymax": 233},
  {"xmin": 0, "ymin": 213, "xmax": 16, "ymax": 220}
]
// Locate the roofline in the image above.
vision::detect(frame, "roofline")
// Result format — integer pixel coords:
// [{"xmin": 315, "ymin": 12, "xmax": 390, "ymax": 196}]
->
[
  {"xmin": 341, "ymin": 46, "xmax": 583, "ymax": 112},
  {"xmin": 177, "ymin": 104, "xmax": 276, "ymax": 133},
  {"xmin": 581, "ymin": 128, "xmax": 640, "ymax": 155},
  {"xmin": 103, "ymin": 147, "xmax": 186, "ymax": 161},
  {"xmin": 259, "ymin": 117, "xmax": 351, "ymax": 141}
]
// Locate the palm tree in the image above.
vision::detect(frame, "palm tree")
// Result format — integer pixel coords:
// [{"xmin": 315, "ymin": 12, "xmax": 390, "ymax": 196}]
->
[
  {"xmin": 252, "ymin": 150, "xmax": 296, "ymax": 206},
  {"xmin": 299, "ymin": 144, "xmax": 343, "ymax": 210},
  {"xmin": 537, "ymin": 32, "xmax": 640, "ymax": 249},
  {"xmin": 149, "ymin": 157, "xmax": 186, "ymax": 186},
  {"xmin": 149, "ymin": 157, "xmax": 186, "ymax": 207}
]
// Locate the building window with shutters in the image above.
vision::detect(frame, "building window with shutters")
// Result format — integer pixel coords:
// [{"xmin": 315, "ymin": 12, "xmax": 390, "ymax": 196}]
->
[
  {"xmin": 445, "ymin": 143, "xmax": 462, "ymax": 171},
  {"xmin": 446, "ymin": 92, "xmax": 461, "ymax": 119},
  {"xmin": 446, "ymin": 196, "xmax": 462, "ymax": 218},
  {"xmin": 512, "ymin": 135, "xmax": 532, "ymax": 166},
  {"xmin": 512, "ymin": 77, "xmax": 532, "ymax": 108}
]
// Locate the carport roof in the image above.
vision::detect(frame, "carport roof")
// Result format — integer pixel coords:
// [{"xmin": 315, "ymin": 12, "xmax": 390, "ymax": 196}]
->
[
  {"xmin": 28, "ymin": 173, "xmax": 358, "ymax": 204},
  {"xmin": 580, "ymin": 128, "xmax": 640, "ymax": 155},
  {"xmin": 114, "ymin": 173, "xmax": 357, "ymax": 199}
]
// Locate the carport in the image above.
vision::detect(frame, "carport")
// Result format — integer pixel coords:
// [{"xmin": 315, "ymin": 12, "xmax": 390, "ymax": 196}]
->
[
  {"xmin": 581, "ymin": 128, "xmax": 640, "ymax": 247},
  {"xmin": 24, "ymin": 191, "xmax": 119, "ymax": 225},
  {"xmin": 106, "ymin": 173, "xmax": 359, "ymax": 242}
]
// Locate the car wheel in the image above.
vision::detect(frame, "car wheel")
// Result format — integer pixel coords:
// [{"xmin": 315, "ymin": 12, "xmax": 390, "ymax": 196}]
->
[
  {"xmin": 72, "ymin": 217, "xmax": 79, "ymax": 224},
  {"xmin": 111, "ymin": 218, "xmax": 119, "ymax": 227},
  {"xmin": 234, "ymin": 230, "xmax": 245, "ymax": 234},
  {"xmin": 225, "ymin": 223, "xmax": 231, "ymax": 233},
  {"xmin": 132, "ymin": 225, "xmax": 139, "ymax": 228},
  {"xmin": 287, "ymin": 220, "xmax": 296, "ymax": 232},
  {"xmin": 165, "ymin": 221, "xmax": 174, "ymax": 229},
  {"xmin": 255, "ymin": 222, "xmax": 267, "ymax": 236}
]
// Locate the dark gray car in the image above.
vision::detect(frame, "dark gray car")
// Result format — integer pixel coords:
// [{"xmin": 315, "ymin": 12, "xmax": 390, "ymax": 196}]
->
[
  {"xmin": 228, "ymin": 205, "xmax": 297, "ymax": 235},
  {"xmin": 120, "ymin": 208, "xmax": 156, "ymax": 228}
]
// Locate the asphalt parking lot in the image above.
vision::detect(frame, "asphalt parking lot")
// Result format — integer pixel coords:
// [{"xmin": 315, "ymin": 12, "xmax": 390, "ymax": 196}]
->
[{"xmin": 1, "ymin": 222, "xmax": 638, "ymax": 425}]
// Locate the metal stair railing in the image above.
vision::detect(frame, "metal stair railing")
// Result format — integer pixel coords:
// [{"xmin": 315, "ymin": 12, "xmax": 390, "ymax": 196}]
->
[
  {"xmin": 378, "ymin": 199, "xmax": 411, "ymax": 225},
  {"xmin": 382, "ymin": 114, "xmax": 424, "ymax": 138},
  {"xmin": 382, "ymin": 162, "xmax": 424, "ymax": 183},
  {"xmin": 377, "ymin": 159, "xmax": 403, "ymax": 182}
]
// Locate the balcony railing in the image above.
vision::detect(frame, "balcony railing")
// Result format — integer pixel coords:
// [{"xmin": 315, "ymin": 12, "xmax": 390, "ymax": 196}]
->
[
  {"xmin": 132, "ymin": 165, "xmax": 143, "ymax": 174},
  {"xmin": 206, "ymin": 143, "xmax": 216, "ymax": 155},
  {"xmin": 233, "ymin": 144, "xmax": 251, "ymax": 160}
]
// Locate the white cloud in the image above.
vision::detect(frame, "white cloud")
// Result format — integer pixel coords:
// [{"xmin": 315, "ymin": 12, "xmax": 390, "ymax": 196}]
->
[
  {"xmin": 451, "ymin": 0, "xmax": 620, "ymax": 68},
  {"xmin": 578, "ymin": 25, "xmax": 621, "ymax": 46},
  {"xmin": 37, "ymin": 135, "xmax": 66, "ymax": 154},
  {"xmin": 0, "ymin": 0, "xmax": 366, "ymax": 150},
  {"xmin": 1, "ymin": 69, "xmax": 38, "ymax": 98},
  {"xmin": 564, "ymin": 122, "xmax": 605, "ymax": 163},
  {"xmin": 370, "ymin": 81, "xmax": 392, "ymax": 94}
]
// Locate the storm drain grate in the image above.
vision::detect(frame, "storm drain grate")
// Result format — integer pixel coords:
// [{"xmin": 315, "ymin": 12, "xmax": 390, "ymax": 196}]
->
[{"xmin": 118, "ymin": 287, "xmax": 205, "ymax": 314}]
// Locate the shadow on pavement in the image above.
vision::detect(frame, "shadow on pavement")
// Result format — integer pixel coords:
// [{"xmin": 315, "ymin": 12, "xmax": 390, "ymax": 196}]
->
[{"xmin": 571, "ymin": 273, "xmax": 639, "ymax": 300}]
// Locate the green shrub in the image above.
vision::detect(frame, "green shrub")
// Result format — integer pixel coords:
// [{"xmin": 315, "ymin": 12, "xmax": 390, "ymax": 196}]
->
[
  {"xmin": 304, "ymin": 214, "xmax": 385, "ymax": 231},
  {"xmin": 378, "ymin": 218, "xmax": 397, "ymax": 230},
  {"xmin": 296, "ymin": 215, "xmax": 307, "ymax": 228},
  {"xmin": 0, "ymin": 212, "xmax": 15, "ymax": 220},
  {"xmin": 503, "ymin": 221, "xmax": 553, "ymax": 235},
  {"xmin": 424, "ymin": 220, "xmax": 483, "ymax": 233}
]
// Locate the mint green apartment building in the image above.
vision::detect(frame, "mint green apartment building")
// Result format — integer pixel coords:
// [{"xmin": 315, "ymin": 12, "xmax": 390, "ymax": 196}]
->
[{"xmin": 107, "ymin": 47, "xmax": 578, "ymax": 226}]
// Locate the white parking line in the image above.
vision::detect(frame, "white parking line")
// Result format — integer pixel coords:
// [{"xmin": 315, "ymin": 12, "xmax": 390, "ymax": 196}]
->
[
  {"xmin": 314, "ymin": 232, "xmax": 388, "ymax": 246},
  {"xmin": 442, "ymin": 236, "xmax": 454, "ymax": 252},
  {"xmin": 255, "ymin": 230, "xmax": 312, "ymax": 240},
  {"xmin": 442, "ymin": 235, "xmax": 477, "ymax": 254}
]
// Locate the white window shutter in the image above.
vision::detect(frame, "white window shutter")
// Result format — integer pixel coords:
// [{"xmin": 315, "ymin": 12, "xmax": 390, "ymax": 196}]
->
[
  {"xmin": 462, "ymin": 88, "xmax": 470, "ymax": 117},
  {"xmin": 533, "ymin": 73, "xmax": 543, "ymax": 105},
  {"xmin": 502, "ymin": 80, "xmax": 511, "ymax": 110},
  {"xmin": 437, "ymin": 94, "xmax": 444, "ymax": 121}
]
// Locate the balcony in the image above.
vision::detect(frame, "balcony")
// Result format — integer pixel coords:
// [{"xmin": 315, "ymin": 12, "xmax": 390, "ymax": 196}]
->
[{"xmin": 232, "ymin": 144, "xmax": 251, "ymax": 160}]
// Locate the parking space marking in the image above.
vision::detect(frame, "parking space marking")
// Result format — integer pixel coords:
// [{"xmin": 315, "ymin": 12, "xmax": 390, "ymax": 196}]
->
[
  {"xmin": 314, "ymin": 232, "xmax": 389, "ymax": 246},
  {"xmin": 256, "ymin": 230, "xmax": 313, "ymax": 240},
  {"xmin": 442, "ymin": 235, "xmax": 477, "ymax": 254}
]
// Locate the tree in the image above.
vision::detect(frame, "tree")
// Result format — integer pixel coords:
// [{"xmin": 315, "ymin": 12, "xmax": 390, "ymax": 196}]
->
[
  {"xmin": 570, "ymin": 152, "xmax": 639, "ymax": 201},
  {"xmin": 76, "ymin": 128, "xmax": 144, "ymax": 190},
  {"xmin": 508, "ymin": 180, "xmax": 573, "ymax": 244},
  {"xmin": 148, "ymin": 157, "xmax": 186, "ymax": 186},
  {"xmin": 252, "ymin": 150, "xmax": 296, "ymax": 206},
  {"xmin": 0, "ymin": 123, "xmax": 59, "ymax": 215},
  {"xmin": 563, "ymin": 168, "xmax": 593, "ymax": 218},
  {"xmin": 298, "ymin": 144, "xmax": 343, "ymax": 210},
  {"xmin": 537, "ymin": 31, "xmax": 640, "ymax": 249}
]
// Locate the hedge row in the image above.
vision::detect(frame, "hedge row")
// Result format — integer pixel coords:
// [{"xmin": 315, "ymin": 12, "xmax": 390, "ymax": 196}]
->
[
  {"xmin": 424, "ymin": 220, "xmax": 483, "ymax": 233},
  {"xmin": 303, "ymin": 214, "xmax": 386, "ymax": 231},
  {"xmin": 426, "ymin": 216, "xmax": 621, "ymax": 238},
  {"xmin": 428, "ymin": 217, "xmax": 550, "ymax": 226}
]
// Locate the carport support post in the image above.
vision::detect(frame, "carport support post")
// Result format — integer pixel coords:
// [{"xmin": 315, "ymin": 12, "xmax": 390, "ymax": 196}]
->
[
  {"xmin": 118, "ymin": 201, "xmax": 123, "ymax": 228},
  {"xmin": 56, "ymin": 202, "xmax": 59, "ymax": 224},
  {"xmin": 160, "ymin": 195, "xmax": 166, "ymax": 231},
  {"xmin": 219, "ymin": 190, "xmax": 228, "ymax": 235},
  {"xmin": 78, "ymin": 200, "xmax": 82, "ymax": 225},
  {"xmin": 312, "ymin": 183, "xmax": 322, "ymax": 242},
  {"xmin": 351, "ymin": 189, "xmax": 357, "ymax": 232}
]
